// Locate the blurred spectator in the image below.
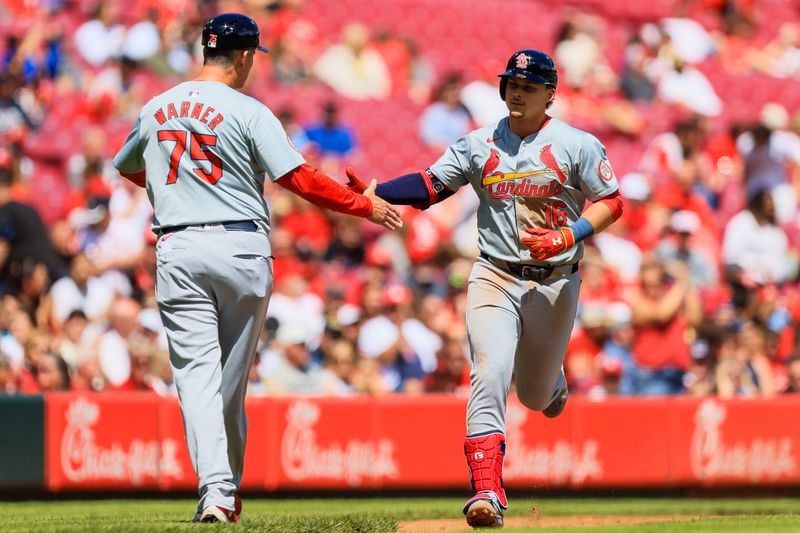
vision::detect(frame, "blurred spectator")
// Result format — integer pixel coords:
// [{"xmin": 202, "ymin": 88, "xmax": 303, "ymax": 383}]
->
[
  {"xmin": 2, "ymin": 20, "xmax": 63, "ymax": 82},
  {"xmin": 653, "ymin": 157, "xmax": 718, "ymax": 242},
  {"xmin": 304, "ymin": 100, "xmax": 356, "ymax": 158},
  {"xmin": 262, "ymin": 323, "xmax": 327, "ymax": 395},
  {"xmin": 86, "ymin": 55, "xmax": 144, "ymax": 121},
  {"xmin": 593, "ymin": 219, "xmax": 643, "ymax": 285},
  {"xmin": 723, "ymin": 187, "xmax": 790, "ymax": 286},
  {"xmin": 266, "ymin": 0, "xmax": 320, "ymax": 84},
  {"xmin": 35, "ymin": 351, "xmax": 70, "ymax": 391},
  {"xmin": 313, "ymin": 23, "xmax": 390, "ymax": 100},
  {"xmin": 627, "ymin": 257, "xmax": 703, "ymax": 395},
  {"xmin": 17, "ymin": 328, "xmax": 49, "ymax": 393},
  {"xmin": 747, "ymin": 22, "xmax": 800, "ymax": 78},
  {"xmin": 0, "ymin": 159, "xmax": 65, "ymax": 284},
  {"xmin": 737, "ymin": 103, "xmax": 800, "ymax": 224},
  {"xmin": 114, "ymin": 335, "xmax": 157, "ymax": 392},
  {"xmin": 65, "ymin": 127, "xmax": 116, "ymax": 192},
  {"xmin": 659, "ymin": 17, "xmax": 715, "ymax": 65},
  {"xmin": 55, "ymin": 309, "xmax": 90, "ymax": 368},
  {"xmin": 682, "ymin": 339, "xmax": 716, "ymax": 396},
  {"xmin": 620, "ymin": 34, "xmax": 656, "ymax": 102},
  {"xmin": 0, "ymin": 352, "xmax": 13, "ymax": 393},
  {"xmin": 716, "ymin": 321, "xmax": 775, "ymax": 398},
  {"xmin": 655, "ymin": 210, "xmax": 718, "ymax": 288},
  {"xmin": 786, "ymin": 354, "xmax": 800, "ymax": 393},
  {"xmin": 371, "ymin": 30, "xmax": 411, "ymax": 97},
  {"xmin": 120, "ymin": 9, "xmax": 160, "ymax": 63},
  {"xmin": 617, "ymin": 172, "xmax": 665, "ymax": 252},
  {"xmin": 742, "ymin": 125, "xmax": 790, "ymax": 205},
  {"xmin": 641, "ymin": 118, "xmax": 706, "ymax": 182},
  {"xmin": 0, "ymin": 73, "xmax": 38, "ymax": 136},
  {"xmin": 419, "ymin": 74, "xmax": 472, "ymax": 151},
  {"xmin": 599, "ymin": 302, "xmax": 636, "ymax": 396},
  {"xmin": 13, "ymin": 258, "xmax": 50, "ymax": 327},
  {"xmin": 565, "ymin": 303, "xmax": 607, "ymax": 394},
  {"xmin": 0, "ymin": 301, "xmax": 30, "ymax": 370},
  {"xmin": 657, "ymin": 59, "xmax": 722, "ymax": 117},
  {"xmin": 460, "ymin": 59, "xmax": 508, "ymax": 128},
  {"xmin": 356, "ymin": 315, "xmax": 425, "ymax": 394},
  {"xmin": 554, "ymin": 13, "xmax": 616, "ymax": 90},
  {"xmin": 277, "ymin": 108, "xmax": 311, "ymax": 154},
  {"xmin": 73, "ymin": 3, "xmax": 125, "ymax": 67},
  {"xmin": 320, "ymin": 338, "xmax": 357, "ymax": 395},
  {"xmin": 97, "ymin": 298, "xmax": 140, "ymax": 387},
  {"xmin": 48, "ymin": 252, "xmax": 115, "ymax": 326},
  {"xmin": 426, "ymin": 336, "xmax": 469, "ymax": 394}
]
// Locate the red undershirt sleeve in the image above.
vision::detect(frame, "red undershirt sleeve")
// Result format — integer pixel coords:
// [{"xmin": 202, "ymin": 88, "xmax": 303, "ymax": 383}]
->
[
  {"xmin": 276, "ymin": 163, "xmax": 373, "ymax": 217},
  {"xmin": 594, "ymin": 190, "xmax": 623, "ymax": 221}
]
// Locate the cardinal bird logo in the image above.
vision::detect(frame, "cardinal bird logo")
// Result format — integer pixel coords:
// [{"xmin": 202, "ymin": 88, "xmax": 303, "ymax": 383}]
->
[
  {"xmin": 539, "ymin": 144, "xmax": 568, "ymax": 184},
  {"xmin": 481, "ymin": 149, "xmax": 502, "ymax": 181}
]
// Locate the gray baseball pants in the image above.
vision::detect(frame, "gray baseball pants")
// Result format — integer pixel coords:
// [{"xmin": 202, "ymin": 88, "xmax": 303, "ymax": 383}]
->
[
  {"xmin": 465, "ymin": 255, "xmax": 580, "ymax": 435},
  {"xmin": 155, "ymin": 226, "xmax": 272, "ymax": 513}
]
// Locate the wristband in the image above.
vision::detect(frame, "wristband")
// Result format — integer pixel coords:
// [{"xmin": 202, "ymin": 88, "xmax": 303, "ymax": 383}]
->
[{"xmin": 569, "ymin": 217, "xmax": 594, "ymax": 243}]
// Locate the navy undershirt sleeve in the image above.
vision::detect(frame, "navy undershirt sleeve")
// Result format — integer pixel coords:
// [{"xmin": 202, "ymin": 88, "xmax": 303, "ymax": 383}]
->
[{"xmin": 375, "ymin": 172, "xmax": 430, "ymax": 205}]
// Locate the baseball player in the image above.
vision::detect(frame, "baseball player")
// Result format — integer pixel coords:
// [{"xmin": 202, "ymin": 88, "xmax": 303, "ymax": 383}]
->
[
  {"xmin": 112, "ymin": 13, "xmax": 401, "ymax": 523},
  {"xmin": 347, "ymin": 50, "xmax": 623, "ymax": 528}
]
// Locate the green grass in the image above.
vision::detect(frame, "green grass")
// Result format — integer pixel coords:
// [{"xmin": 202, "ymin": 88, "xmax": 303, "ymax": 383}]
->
[{"xmin": 0, "ymin": 497, "xmax": 797, "ymax": 532}]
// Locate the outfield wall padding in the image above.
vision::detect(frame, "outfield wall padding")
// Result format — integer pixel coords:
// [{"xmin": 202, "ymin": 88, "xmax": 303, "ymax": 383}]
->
[
  {"xmin": 9, "ymin": 393, "xmax": 800, "ymax": 491},
  {"xmin": 0, "ymin": 395, "xmax": 44, "ymax": 488}
]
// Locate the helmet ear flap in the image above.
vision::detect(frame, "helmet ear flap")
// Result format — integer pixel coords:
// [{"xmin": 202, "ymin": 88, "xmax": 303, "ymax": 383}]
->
[{"xmin": 499, "ymin": 77, "xmax": 508, "ymax": 101}]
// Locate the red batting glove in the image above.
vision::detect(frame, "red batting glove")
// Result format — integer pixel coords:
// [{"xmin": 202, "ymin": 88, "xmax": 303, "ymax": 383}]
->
[
  {"xmin": 345, "ymin": 166, "xmax": 368, "ymax": 194},
  {"xmin": 521, "ymin": 227, "xmax": 575, "ymax": 260}
]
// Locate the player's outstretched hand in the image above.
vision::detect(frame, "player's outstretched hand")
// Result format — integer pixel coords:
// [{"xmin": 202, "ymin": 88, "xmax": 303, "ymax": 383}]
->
[
  {"xmin": 364, "ymin": 179, "xmax": 403, "ymax": 230},
  {"xmin": 521, "ymin": 227, "xmax": 574, "ymax": 260},
  {"xmin": 346, "ymin": 166, "xmax": 368, "ymax": 193}
]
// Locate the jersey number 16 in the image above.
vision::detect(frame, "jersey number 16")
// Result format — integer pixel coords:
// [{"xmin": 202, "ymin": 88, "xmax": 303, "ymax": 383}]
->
[{"xmin": 157, "ymin": 130, "xmax": 223, "ymax": 185}]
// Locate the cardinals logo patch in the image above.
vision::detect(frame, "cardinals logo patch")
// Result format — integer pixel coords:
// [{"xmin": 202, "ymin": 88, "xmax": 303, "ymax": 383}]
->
[
  {"xmin": 539, "ymin": 144, "xmax": 568, "ymax": 184},
  {"xmin": 598, "ymin": 160, "xmax": 615, "ymax": 182},
  {"xmin": 516, "ymin": 53, "xmax": 530, "ymax": 69}
]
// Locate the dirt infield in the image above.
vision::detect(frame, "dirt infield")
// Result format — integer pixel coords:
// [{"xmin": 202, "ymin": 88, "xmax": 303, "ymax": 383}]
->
[{"xmin": 398, "ymin": 511, "xmax": 710, "ymax": 532}]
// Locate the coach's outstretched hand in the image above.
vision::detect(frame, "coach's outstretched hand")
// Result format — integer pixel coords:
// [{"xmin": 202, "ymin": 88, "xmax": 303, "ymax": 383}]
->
[{"xmin": 364, "ymin": 179, "xmax": 403, "ymax": 230}]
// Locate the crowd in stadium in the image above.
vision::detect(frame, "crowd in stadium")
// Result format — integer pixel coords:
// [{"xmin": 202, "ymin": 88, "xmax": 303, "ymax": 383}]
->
[{"xmin": 1, "ymin": 0, "xmax": 800, "ymax": 398}]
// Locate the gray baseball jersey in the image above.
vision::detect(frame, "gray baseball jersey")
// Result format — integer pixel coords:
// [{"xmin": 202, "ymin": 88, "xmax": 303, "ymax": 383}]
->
[
  {"xmin": 113, "ymin": 80, "xmax": 304, "ymax": 232},
  {"xmin": 429, "ymin": 116, "xmax": 619, "ymax": 264},
  {"xmin": 113, "ymin": 80, "xmax": 302, "ymax": 515},
  {"xmin": 427, "ymin": 117, "xmax": 619, "ymax": 437}
]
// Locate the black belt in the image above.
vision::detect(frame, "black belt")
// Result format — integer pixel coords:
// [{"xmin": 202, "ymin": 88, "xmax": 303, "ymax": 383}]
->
[
  {"xmin": 160, "ymin": 220, "xmax": 258, "ymax": 235},
  {"xmin": 480, "ymin": 252, "xmax": 578, "ymax": 282}
]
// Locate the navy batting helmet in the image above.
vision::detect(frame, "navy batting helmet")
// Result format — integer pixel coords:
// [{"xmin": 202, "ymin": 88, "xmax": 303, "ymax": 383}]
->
[
  {"xmin": 498, "ymin": 50, "xmax": 557, "ymax": 100},
  {"xmin": 202, "ymin": 13, "xmax": 269, "ymax": 54}
]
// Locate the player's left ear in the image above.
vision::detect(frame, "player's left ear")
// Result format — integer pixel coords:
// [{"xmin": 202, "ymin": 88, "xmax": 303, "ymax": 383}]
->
[{"xmin": 545, "ymin": 88, "xmax": 556, "ymax": 108}]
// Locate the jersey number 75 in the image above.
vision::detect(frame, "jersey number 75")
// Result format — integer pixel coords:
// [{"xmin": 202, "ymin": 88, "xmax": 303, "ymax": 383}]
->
[{"xmin": 157, "ymin": 130, "xmax": 223, "ymax": 185}]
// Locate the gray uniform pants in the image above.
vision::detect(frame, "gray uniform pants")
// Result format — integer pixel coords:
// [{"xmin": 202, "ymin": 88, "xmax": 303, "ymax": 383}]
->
[
  {"xmin": 465, "ymin": 255, "xmax": 580, "ymax": 435},
  {"xmin": 155, "ymin": 226, "xmax": 272, "ymax": 513}
]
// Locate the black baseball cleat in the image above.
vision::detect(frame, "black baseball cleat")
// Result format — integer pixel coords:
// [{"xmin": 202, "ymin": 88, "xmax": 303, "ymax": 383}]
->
[{"xmin": 542, "ymin": 380, "xmax": 568, "ymax": 418}]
